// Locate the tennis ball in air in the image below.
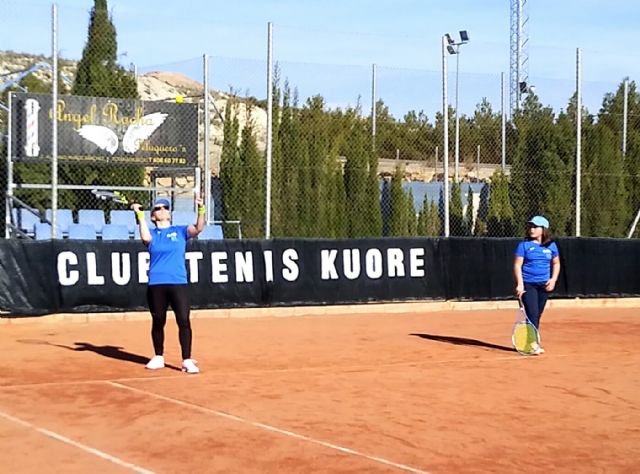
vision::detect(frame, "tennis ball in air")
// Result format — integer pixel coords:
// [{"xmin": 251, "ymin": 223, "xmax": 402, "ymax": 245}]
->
[{"xmin": 175, "ymin": 95, "xmax": 184, "ymax": 103}]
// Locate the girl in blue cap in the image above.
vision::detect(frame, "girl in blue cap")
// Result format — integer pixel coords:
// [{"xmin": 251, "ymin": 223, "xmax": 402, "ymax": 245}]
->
[
  {"xmin": 513, "ymin": 215, "xmax": 561, "ymax": 355},
  {"xmin": 132, "ymin": 195, "xmax": 206, "ymax": 373}
]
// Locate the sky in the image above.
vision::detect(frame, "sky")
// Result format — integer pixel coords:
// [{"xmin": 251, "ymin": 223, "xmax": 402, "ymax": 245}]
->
[{"xmin": 2, "ymin": 0, "xmax": 639, "ymax": 119}]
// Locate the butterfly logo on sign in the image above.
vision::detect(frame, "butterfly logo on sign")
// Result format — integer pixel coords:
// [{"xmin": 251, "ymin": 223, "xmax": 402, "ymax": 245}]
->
[{"xmin": 76, "ymin": 112, "xmax": 168, "ymax": 154}]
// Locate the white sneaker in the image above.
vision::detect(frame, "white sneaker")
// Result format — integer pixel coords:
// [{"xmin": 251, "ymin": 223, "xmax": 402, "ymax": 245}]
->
[
  {"xmin": 530, "ymin": 344, "xmax": 545, "ymax": 355},
  {"xmin": 145, "ymin": 355, "xmax": 165, "ymax": 370},
  {"xmin": 182, "ymin": 359, "xmax": 200, "ymax": 374}
]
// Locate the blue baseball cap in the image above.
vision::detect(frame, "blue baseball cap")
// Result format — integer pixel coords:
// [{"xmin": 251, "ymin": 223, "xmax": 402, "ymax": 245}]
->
[
  {"xmin": 152, "ymin": 197, "xmax": 171, "ymax": 210},
  {"xmin": 528, "ymin": 215, "xmax": 549, "ymax": 228}
]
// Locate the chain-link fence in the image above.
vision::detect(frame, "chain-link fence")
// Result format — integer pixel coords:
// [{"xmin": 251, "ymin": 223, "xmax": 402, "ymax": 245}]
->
[{"xmin": 2, "ymin": 1, "xmax": 639, "ymax": 240}]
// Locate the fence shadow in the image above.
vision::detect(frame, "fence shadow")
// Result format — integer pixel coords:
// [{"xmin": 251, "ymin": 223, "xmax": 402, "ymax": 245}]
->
[{"xmin": 409, "ymin": 333, "xmax": 516, "ymax": 352}]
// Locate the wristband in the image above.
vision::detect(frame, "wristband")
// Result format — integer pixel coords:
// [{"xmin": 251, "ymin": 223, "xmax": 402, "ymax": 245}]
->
[
  {"xmin": 197, "ymin": 206, "xmax": 206, "ymax": 216},
  {"xmin": 135, "ymin": 210, "xmax": 144, "ymax": 222}
]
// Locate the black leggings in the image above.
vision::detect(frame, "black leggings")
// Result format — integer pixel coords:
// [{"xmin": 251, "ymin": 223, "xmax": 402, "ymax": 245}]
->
[
  {"xmin": 521, "ymin": 282, "xmax": 550, "ymax": 330},
  {"xmin": 146, "ymin": 284, "xmax": 192, "ymax": 359}
]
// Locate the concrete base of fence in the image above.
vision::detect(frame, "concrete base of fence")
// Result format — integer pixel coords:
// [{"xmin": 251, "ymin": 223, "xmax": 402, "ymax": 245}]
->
[{"xmin": 2, "ymin": 297, "xmax": 639, "ymax": 324}]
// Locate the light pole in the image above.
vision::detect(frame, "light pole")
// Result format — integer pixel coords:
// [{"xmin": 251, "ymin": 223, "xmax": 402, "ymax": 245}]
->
[
  {"xmin": 441, "ymin": 34, "xmax": 450, "ymax": 237},
  {"xmin": 445, "ymin": 31, "xmax": 470, "ymax": 183}
]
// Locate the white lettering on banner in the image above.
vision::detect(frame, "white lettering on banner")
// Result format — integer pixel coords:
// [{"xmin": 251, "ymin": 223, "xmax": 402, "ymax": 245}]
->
[
  {"xmin": 282, "ymin": 249, "xmax": 299, "ymax": 282},
  {"xmin": 86, "ymin": 252, "xmax": 105, "ymax": 285},
  {"xmin": 365, "ymin": 249, "xmax": 383, "ymax": 279},
  {"xmin": 211, "ymin": 252, "xmax": 228, "ymax": 283},
  {"xmin": 387, "ymin": 248, "xmax": 405, "ymax": 277},
  {"xmin": 138, "ymin": 252, "xmax": 149, "ymax": 283},
  {"xmin": 343, "ymin": 249, "xmax": 361, "ymax": 280},
  {"xmin": 235, "ymin": 252, "xmax": 254, "ymax": 282},
  {"xmin": 410, "ymin": 248, "xmax": 425, "ymax": 277},
  {"xmin": 58, "ymin": 251, "xmax": 79, "ymax": 286},
  {"xmin": 263, "ymin": 250, "xmax": 274, "ymax": 282},
  {"xmin": 54, "ymin": 246, "xmax": 427, "ymax": 287},
  {"xmin": 186, "ymin": 252, "xmax": 203, "ymax": 283},
  {"xmin": 321, "ymin": 247, "xmax": 421, "ymax": 280},
  {"xmin": 320, "ymin": 249, "xmax": 339, "ymax": 280},
  {"xmin": 111, "ymin": 253, "xmax": 131, "ymax": 286}
]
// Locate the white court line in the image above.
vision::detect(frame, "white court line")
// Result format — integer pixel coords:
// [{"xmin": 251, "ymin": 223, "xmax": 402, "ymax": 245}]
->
[
  {"xmin": 0, "ymin": 354, "xmax": 571, "ymax": 390},
  {"xmin": 0, "ymin": 409, "xmax": 155, "ymax": 474},
  {"xmin": 108, "ymin": 381, "xmax": 430, "ymax": 474}
]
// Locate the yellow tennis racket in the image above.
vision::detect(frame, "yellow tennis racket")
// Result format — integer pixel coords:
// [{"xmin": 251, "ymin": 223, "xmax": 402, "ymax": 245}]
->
[{"xmin": 512, "ymin": 296, "xmax": 540, "ymax": 355}]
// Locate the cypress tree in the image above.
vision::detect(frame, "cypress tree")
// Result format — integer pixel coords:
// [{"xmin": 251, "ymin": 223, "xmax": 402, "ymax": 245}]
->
[
  {"xmin": 239, "ymin": 114, "xmax": 265, "ymax": 238},
  {"xmin": 388, "ymin": 165, "xmax": 406, "ymax": 236},
  {"xmin": 450, "ymin": 181, "xmax": 464, "ymax": 235},
  {"xmin": 583, "ymin": 124, "xmax": 629, "ymax": 237},
  {"xmin": 219, "ymin": 100, "xmax": 242, "ymax": 238},
  {"xmin": 487, "ymin": 170, "xmax": 515, "ymax": 236},
  {"xmin": 67, "ymin": 0, "xmax": 141, "ymax": 210},
  {"xmin": 72, "ymin": 0, "xmax": 137, "ymax": 98},
  {"xmin": 343, "ymin": 115, "xmax": 370, "ymax": 237}
]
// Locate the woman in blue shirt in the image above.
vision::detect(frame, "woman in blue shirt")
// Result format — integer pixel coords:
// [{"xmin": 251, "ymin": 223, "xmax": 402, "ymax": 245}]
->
[
  {"xmin": 132, "ymin": 196, "xmax": 205, "ymax": 373},
  {"xmin": 513, "ymin": 215, "xmax": 561, "ymax": 355}
]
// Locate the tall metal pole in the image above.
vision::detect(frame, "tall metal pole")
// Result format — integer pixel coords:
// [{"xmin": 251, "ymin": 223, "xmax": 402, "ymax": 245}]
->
[
  {"xmin": 371, "ymin": 63, "xmax": 377, "ymax": 152},
  {"xmin": 203, "ymin": 54, "xmax": 211, "ymax": 222},
  {"xmin": 501, "ymin": 72, "xmax": 506, "ymax": 171},
  {"xmin": 51, "ymin": 3, "xmax": 58, "ymax": 239},
  {"xmin": 5, "ymin": 94, "xmax": 13, "ymax": 238},
  {"xmin": 622, "ymin": 78, "xmax": 628, "ymax": 158},
  {"xmin": 454, "ymin": 48, "xmax": 460, "ymax": 182},
  {"xmin": 575, "ymin": 48, "xmax": 582, "ymax": 237},
  {"xmin": 265, "ymin": 22, "xmax": 273, "ymax": 239},
  {"xmin": 442, "ymin": 35, "xmax": 450, "ymax": 237}
]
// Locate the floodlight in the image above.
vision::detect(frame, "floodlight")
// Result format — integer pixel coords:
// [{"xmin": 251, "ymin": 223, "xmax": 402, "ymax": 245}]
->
[
  {"xmin": 447, "ymin": 45, "xmax": 457, "ymax": 55},
  {"xmin": 445, "ymin": 33, "xmax": 455, "ymax": 45}
]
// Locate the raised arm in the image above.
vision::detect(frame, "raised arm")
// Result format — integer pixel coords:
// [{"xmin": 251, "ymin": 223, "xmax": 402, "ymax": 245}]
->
[
  {"xmin": 132, "ymin": 203, "xmax": 152, "ymax": 245},
  {"xmin": 188, "ymin": 194, "xmax": 206, "ymax": 238}
]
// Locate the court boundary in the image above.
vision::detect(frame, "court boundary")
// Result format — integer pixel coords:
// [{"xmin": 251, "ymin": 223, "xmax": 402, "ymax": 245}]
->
[
  {"xmin": 108, "ymin": 381, "xmax": 431, "ymax": 474},
  {"xmin": 0, "ymin": 409, "xmax": 156, "ymax": 474},
  {"xmin": 2, "ymin": 297, "xmax": 639, "ymax": 324}
]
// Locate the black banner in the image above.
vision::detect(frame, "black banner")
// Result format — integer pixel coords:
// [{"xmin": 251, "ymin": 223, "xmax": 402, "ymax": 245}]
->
[
  {"xmin": 0, "ymin": 237, "xmax": 638, "ymax": 315},
  {"xmin": 10, "ymin": 92, "xmax": 198, "ymax": 167}
]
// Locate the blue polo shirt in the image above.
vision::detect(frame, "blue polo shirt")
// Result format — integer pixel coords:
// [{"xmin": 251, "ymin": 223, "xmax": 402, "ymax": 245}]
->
[
  {"xmin": 147, "ymin": 225, "xmax": 190, "ymax": 285},
  {"xmin": 515, "ymin": 240, "xmax": 559, "ymax": 283}
]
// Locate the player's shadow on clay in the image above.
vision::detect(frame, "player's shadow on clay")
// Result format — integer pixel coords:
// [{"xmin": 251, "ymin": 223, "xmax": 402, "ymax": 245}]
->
[
  {"xmin": 58, "ymin": 341, "xmax": 181, "ymax": 371},
  {"xmin": 410, "ymin": 333, "xmax": 516, "ymax": 352}
]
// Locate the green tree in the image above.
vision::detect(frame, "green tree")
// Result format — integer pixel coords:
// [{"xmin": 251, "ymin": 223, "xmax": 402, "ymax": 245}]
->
[
  {"xmin": 64, "ymin": 0, "xmax": 141, "ymax": 212},
  {"xmin": 487, "ymin": 170, "xmax": 515, "ymax": 236},
  {"xmin": 343, "ymin": 115, "xmax": 372, "ymax": 237},
  {"xmin": 72, "ymin": 0, "xmax": 137, "ymax": 99},
  {"xmin": 239, "ymin": 113, "xmax": 265, "ymax": 238},
  {"xmin": 219, "ymin": 99, "xmax": 242, "ymax": 238},
  {"xmin": 450, "ymin": 181, "xmax": 464, "ymax": 235},
  {"xmin": 388, "ymin": 166, "xmax": 406, "ymax": 236},
  {"xmin": 582, "ymin": 124, "xmax": 630, "ymax": 237}
]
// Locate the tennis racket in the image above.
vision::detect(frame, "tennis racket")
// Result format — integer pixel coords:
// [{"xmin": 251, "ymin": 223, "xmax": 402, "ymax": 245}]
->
[
  {"xmin": 91, "ymin": 189, "xmax": 130, "ymax": 205},
  {"xmin": 512, "ymin": 295, "xmax": 540, "ymax": 355}
]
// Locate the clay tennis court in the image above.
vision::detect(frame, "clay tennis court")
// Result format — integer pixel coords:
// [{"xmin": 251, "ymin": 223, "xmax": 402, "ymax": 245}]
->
[{"xmin": 1, "ymin": 301, "xmax": 638, "ymax": 473}]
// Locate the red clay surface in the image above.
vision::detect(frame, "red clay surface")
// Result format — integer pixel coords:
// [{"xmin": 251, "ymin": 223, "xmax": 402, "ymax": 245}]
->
[{"xmin": 1, "ymin": 306, "xmax": 638, "ymax": 473}]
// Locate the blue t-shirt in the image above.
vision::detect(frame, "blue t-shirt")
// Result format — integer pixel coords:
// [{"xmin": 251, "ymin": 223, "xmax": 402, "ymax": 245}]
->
[
  {"xmin": 147, "ymin": 225, "xmax": 190, "ymax": 285},
  {"xmin": 515, "ymin": 240, "xmax": 559, "ymax": 283}
]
